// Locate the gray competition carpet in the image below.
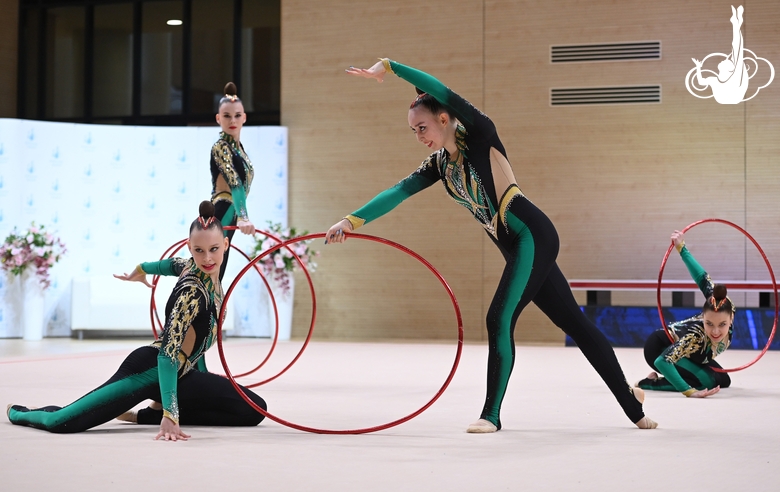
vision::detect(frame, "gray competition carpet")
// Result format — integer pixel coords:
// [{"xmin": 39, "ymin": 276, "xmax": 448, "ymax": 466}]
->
[{"xmin": 2, "ymin": 338, "xmax": 778, "ymax": 491}]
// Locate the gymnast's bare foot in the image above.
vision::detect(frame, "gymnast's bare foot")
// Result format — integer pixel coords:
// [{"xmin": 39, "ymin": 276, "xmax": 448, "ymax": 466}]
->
[
  {"xmin": 632, "ymin": 387, "xmax": 646, "ymax": 404},
  {"xmin": 118, "ymin": 401, "xmax": 161, "ymax": 422},
  {"xmin": 635, "ymin": 416, "xmax": 658, "ymax": 429},
  {"xmin": 631, "ymin": 388, "xmax": 658, "ymax": 428},
  {"xmin": 466, "ymin": 419, "xmax": 498, "ymax": 433},
  {"xmin": 646, "ymin": 371, "xmax": 659, "ymax": 380},
  {"xmin": 116, "ymin": 411, "xmax": 138, "ymax": 423}
]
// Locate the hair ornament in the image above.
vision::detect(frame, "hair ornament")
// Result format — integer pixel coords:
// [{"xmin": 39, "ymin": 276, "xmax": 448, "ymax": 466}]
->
[
  {"xmin": 710, "ymin": 296, "xmax": 728, "ymax": 312},
  {"xmin": 197, "ymin": 216, "xmax": 215, "ymax": 229},
  {"xmin": 224, "ymin": 94, "xmax": 239, "ymax": 102},
  {"xmin": 410, "ymin": 92, "xmax": 427, "ymax": 109}
]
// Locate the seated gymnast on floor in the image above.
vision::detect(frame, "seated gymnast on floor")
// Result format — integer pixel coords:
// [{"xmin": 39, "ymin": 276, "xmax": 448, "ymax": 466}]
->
[
  {"xmin": 636, "ymin": 230, "xmax": 732, "ymax": 398},
  {"xmin": 6, "ymin": 201, "xmax": 267, "ymax": 440}
]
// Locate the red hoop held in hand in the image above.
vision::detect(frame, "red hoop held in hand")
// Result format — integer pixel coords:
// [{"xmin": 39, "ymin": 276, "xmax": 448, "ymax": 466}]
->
[
  {"xmin": 657, "ymin": 219, "xmax": 778, "ymax": 372},
  {"xmin": 217, "ymin": 232, "xmax": 464, "ymax": 434}
]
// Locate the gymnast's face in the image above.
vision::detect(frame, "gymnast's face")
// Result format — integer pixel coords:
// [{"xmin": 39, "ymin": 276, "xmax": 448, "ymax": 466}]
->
[
  {"xmin": 408, "ymin": 106, "xmax": 450, "ymax": 151},
  {"xmin": 702, "ymin": 310, "xmax": 732, "ymax": 345},
  {"xmin": 216, "ymin": 101, "xmax": 247, "ymax": 140},
  {"xmin": 188, "ymin": 227, "xmax": 228, "ymax": 276}
]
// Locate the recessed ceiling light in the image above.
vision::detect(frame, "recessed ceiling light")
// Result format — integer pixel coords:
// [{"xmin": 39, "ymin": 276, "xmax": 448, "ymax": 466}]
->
[{"xmin": 167, "ymin": 19, "xmax": 183, "ymax": 26}]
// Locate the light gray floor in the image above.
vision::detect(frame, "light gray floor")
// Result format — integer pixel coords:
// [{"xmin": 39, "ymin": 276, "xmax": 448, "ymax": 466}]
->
[{"xmin": 1, "ymin": 338, "xmax": 778, "ymax": 491}]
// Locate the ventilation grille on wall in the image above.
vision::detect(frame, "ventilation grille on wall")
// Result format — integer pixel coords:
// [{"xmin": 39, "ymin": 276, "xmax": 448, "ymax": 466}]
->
[
  {"xmin": 550, "ymin": 86, "xmax": 661, "ymax": 106},
  {"xmin": 551, "ymin": 41, "xmax": 661, "ymax": 63}
]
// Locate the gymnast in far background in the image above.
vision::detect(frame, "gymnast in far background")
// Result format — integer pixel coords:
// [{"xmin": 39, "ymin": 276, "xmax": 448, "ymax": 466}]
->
[
  {"xmin": 211, "ymin": 81, "xmax": 255, "ymax": 281},
  {"xmin": 636, "ymin": 230, "xmax": 732, "ymax": 398}
]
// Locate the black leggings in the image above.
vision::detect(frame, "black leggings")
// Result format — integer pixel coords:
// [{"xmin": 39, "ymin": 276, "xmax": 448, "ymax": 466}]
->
[
  {"xmin": 8, "ymin": 346, "xmax": 266, "ymax": 433},
  {"xmin": 481, "ymin": 196, "xmax": 643, "ymax": 428},
  {"xmin": 643, "ymin": 329, "xmax": 731, "ymax": 389}
]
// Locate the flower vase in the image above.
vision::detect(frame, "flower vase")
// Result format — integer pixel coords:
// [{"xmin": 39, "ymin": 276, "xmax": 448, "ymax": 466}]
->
[
  {"xmin": 268, "ymin": 274, "xmax": 294, "ymax": 341},
  {"xmin": 22, "ymin": 272, "xmax": 45, "ymax": 341}
]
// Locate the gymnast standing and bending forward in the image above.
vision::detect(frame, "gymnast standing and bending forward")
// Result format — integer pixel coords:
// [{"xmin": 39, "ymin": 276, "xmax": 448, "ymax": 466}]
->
[
  {"xmin": 325, "ymin": 58, "xmax": 655, "ymax": 432},
  {"xmin": 636, "ymin": 230, "xmax": 732, "ymax": 397},
  {"xmin": 6, "ymin": 202, "xmax": 267, "ymax": 440}
]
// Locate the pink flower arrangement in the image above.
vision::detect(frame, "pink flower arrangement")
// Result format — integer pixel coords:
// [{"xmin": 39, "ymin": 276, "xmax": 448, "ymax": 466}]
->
[
  {"xmin": 0, "ymin": 223, "xmax": 66, "ymax": 290},
  {"xmin": 251, "ymin": 222, "xmax": 318, "ymax": 296}
]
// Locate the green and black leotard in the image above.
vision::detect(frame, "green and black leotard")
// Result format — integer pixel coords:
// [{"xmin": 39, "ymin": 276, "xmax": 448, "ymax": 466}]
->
[
  {"xmin": 210, "ymin": 131, "xmax": 254, "ymax": 280},
  {"xmin": 638, "ymin": 244, "xmax": 733, "ymax": 395},
  {"xmin": 7, "ymin": 258, "xmax": 266, "ymax": 433},
  {"xmin": 341, "ymin": 60, "xmax": 645, "ymax": 429}
]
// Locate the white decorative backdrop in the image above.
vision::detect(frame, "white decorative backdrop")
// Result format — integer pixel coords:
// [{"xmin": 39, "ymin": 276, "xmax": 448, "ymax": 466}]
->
[{"xmin": 0, "ymin": 118, "xmax": 288, "ymax": 338}]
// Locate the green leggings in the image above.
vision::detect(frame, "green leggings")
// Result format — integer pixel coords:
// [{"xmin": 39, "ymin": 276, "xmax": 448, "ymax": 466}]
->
[
  {"xmin": 639, "ymin": 329, "xmax": 730, "ymax": 392},
  {"xmin": 214, "ymin": 199, "xmax": 237, "ymax": 281},
  {"xmin": 8, "ymin": 346, "xmax": 266, "ymax": 433},
  {"xmin": 481, "ymin": 196, "xmax": 643, "ymax": 429}
]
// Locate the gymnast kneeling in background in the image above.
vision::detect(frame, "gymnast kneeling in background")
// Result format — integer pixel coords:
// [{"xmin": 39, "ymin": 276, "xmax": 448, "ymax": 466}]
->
[{"xmin": 636, "ymin": 230, "xmax": 732, "ymax": 398}]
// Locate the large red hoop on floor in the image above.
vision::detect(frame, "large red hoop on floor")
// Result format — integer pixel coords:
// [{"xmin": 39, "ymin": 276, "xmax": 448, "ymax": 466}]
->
[
  {"xmin": 149, "ymin": 226, "xmax": 318, "ymax": 381},
  {"xmin": 217, "ymin": 232, "xmax": 464, "ymax": 434},
  {"xmin": 657, "ymin": 219, "xmax": 778, "ymax": 372}
]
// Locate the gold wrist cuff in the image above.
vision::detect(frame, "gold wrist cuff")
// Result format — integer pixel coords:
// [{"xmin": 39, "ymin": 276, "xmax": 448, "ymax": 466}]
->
[
  {"xmin": 163, "ymin": 410, "xmax": 179, "ymax": 425},
  {"xmin": 682, "ymin": 388, "xmax": 697, "ymax": 397},
  {"xmin": 675, "ymin": 241, "xmax": 685, "ymax": 253},
  {"xmin": 343, "ymin": 215, "xmax": 365, "ymax": 231},
  {"xmin": 135, "ymin": 264, "xmax": 145, "ymax": 275},
  {"xmin": 379, "ymin": 58, "xmax": 394, "ymax": 74}
]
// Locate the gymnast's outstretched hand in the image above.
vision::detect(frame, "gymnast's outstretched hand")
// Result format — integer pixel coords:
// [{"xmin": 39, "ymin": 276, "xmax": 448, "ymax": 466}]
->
[
  {"xmin": 689, "ymin": 386, "xmax": 720, "ymax": 398},
  {"xmin": 155, "ymin": 416, "xmax": 191, "ymax": 442},
  {"xmin": 237, "ymin": 219, "xmax": 256, "ymax": 235},
  {"xmin": 345, "ymin": 60, "xmax": 387, "ymax": 83},
  {"xmin": 324, "ymin": 219, "xmax": 352, "ymax": 245},
  {"xmin": 671, "ymin": 230, "xmax": 685, "ymax": 248},
  {"xmin": 113, "ymin": 267, "xmax": 153, "ymax": 288}
]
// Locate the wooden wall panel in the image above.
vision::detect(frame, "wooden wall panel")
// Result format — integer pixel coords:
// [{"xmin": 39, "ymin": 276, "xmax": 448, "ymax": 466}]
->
[
  {"xmin": 282, "ymin": 0, "xmax": 487, "ymax": 341},
  {"xmin": 283, "ymin": 0, "xmax": 780, "ymax": 343},
  {"xmin": 0, "ymin": 0, "xmax": 19, "ymax": 117},
  {"xmin": 483, "ymin": 0, "xmax": 751, "ymax": 342},
  {"xmin": 746, "ymin": 0, "xmax": 780, "ymax": 288}
]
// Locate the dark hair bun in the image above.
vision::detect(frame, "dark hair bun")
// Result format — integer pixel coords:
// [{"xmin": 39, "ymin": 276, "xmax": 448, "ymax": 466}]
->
[
  {"xmin": 415, "ymin": 86, "xmax": 424, "ymax": 95},
  {"xmin": 712, "ymin": 284, "xmax": 728, "ymax": 301},
  {"xmin": 199, "ymin": 200, "xmax": 216, "ymax": 219},
  {"xmin": 224, "ymin": 82, "xmax": 237, "ymax": 96}
]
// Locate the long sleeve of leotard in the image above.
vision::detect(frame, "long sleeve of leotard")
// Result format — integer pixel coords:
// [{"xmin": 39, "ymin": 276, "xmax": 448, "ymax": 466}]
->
[
  {"xmin": 212, "ymin": 140, "xmax": 250, "ymax": 221},
  {"xmin": 344, "ymin": 156, "xmax": 440, "ymax": 230},
  {"xmin": 654, "ymin": 353, "xmax": 698, "ymax": 396},
  {"xmin": 138, "ymin": 258, "xmax": 191, "ymax": 277},
  {"xmin": 678, "ymin": 244, "xmax": 714, "ymax": 297},
  {"xmin": 383, "ymin": 59, "xmax": 496, "ymax": 138},
  {"xmin": 157, "ymin": 282, "xmax": 206, "ymax": 424}
]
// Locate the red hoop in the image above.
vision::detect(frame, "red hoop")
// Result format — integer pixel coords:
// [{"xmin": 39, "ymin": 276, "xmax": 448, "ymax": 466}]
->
[
  {"xmin": 657, "ymin": 219, "xmax": 779, "ymax": 372},
  {"xmin": 149, "ymin": 226, "xmax": 317, "ymax": 381},
  {"xmin": 233, "ymin": 229, "xmax": 318, "ymax": 386},
  {"xmin": 217, "ymin": 232, "xmax": 464, "ymax": 434}
]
